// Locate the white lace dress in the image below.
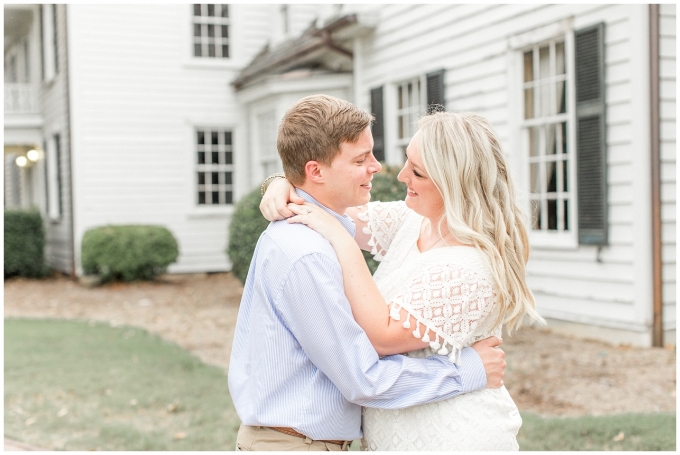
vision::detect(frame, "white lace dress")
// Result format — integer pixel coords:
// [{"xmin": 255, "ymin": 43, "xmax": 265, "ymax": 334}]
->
[{"xmin": 357, "ymin": 201, "xmax": 522, "ymax": 451}]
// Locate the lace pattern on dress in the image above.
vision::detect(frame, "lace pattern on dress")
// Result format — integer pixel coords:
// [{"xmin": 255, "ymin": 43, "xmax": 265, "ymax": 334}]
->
[
  {"xmin": 387, "ymin": 263, "xmax": 497, "ymax": 364},
  {"xmin": 357, "ymin": 201, "xmax": 411, "ymax": 261}
]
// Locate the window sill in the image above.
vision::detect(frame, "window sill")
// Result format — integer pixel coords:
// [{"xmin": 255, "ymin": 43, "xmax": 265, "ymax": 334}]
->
[
  {"xmin": 528, "ymin": 230, "xmax": 578, "ymax": 250},
  {"xmin": 187, "ymin": 205, "xmax": 235, "ymax": 219},
  {"xmin": 182, "ymin": 58, "xmax": 244, "ymax": 71}
]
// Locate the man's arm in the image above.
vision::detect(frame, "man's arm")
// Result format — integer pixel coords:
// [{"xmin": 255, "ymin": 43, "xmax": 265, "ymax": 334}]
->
[{"xmin": 279, "ymin": 252, "xmax": 505, "ymax": 409}]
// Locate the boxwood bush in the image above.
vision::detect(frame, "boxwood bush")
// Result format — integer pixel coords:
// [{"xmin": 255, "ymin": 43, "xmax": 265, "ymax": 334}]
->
[
  {"xmin": 227, "ymin": 166, "xmax": 406, "ymax": 284},
  {"xmin": 81, "ymin": 225, "xmax": 179, "ymax": 282},
  {"xmin": 4, "ymin": 209, "xmax": 48, "ymax": 278}
]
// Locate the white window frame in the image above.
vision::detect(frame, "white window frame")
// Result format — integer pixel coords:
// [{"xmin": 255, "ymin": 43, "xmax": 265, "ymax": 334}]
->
[
  {"xmin": 41, "ymin": 4, "xmax": 57, "ymax": 82},
  {"xmin": 195, "ymin": 127, "xmax": 235, "ymax": 207},
  {"xmin": 394, "ymin": 76, "xmax": 426, "ymax": 159},
  {"xmin": 256, "ymin": 110, "xmax": 281, "ymax": 178},
  {"xmin": 192, "ymin": 4, "xmax": 231, "ymax": 60},
  {"xmin": 510, "ymin": 22, "xmax": 578, "ymax": 250}
]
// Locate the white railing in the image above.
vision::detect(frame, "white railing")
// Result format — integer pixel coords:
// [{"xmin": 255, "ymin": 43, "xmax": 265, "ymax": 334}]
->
[{"xmin": 5, "ymin": 83, "xmax": 41, "ymax": 114}]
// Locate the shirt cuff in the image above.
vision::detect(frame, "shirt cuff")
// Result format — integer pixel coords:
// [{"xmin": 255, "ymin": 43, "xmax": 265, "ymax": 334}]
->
[{"xmin": 458, "ymin": 346, "xmax": 487, "ymax": 393}]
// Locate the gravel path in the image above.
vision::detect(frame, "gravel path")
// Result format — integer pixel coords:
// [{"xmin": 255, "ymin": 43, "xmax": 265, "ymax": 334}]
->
[{"xmin": 5, "ymin": 272, "xmax": 676, "ymax": 419}]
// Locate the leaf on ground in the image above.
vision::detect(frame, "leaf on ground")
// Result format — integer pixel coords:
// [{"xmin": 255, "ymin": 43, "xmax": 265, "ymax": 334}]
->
[
  {"xmin": 57, "ymin": 407, "xmax": 68, "ymax": 417},
  {"xmin": 174, "ymin": 432, "xmax": 187, "ymax": 440},
  {"xmin": 25, "ymin": 417, "xmax": 37, "ymax": 426},
  {"xmin": 613, "ymin": 431, "xmax": 625, "ymax": 442}
]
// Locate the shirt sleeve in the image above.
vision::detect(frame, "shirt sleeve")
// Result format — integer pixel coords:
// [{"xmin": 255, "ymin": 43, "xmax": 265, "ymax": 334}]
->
[
  {"xmin": 356, "ymin": 201, "xmax": 411, "ymax": 261},
  {"xmin": 387, "ymin": 263, "xmax": 498, "ymax": 365},
  {"xmin": 277, "ymin": 252, "xmax": 487, "ymax": 409}
]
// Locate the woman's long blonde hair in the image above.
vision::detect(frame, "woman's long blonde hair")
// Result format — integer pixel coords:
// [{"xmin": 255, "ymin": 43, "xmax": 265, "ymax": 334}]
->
[{"xmin": 416, "ymin": 111, "xmax": 544, "ymax": 332}]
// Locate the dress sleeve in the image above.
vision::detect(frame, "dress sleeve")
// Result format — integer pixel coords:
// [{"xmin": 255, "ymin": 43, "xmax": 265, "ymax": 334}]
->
[
  {"xmin": 386, "ymin": 263, "xmax": 497, "ymax": 364},
  {"xmin": 356, "ymin": 201, "xmax": 411, "ymax": 261}
]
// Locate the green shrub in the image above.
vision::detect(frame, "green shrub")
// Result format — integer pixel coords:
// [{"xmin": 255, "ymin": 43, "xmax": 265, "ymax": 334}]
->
[
  {"xmin": 227, "ymin": 166, "xmax": 406, "ymax": 284},
  {"xmin": 81, "ymin": 225, "xmax": 179, "ymax": 282},
  {"xmin": 227, "ymin": 188, "xmax": 270, "ymax": 285},
  {"xmin": 4, "ymin": 209, "xmax": 48, "ymax": 278}
]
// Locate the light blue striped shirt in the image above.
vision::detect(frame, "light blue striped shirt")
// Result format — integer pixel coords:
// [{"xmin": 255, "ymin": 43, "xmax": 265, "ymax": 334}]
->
[{"xmin": 228, "ymin": 189, "xmax": 487, "ymax": 441}]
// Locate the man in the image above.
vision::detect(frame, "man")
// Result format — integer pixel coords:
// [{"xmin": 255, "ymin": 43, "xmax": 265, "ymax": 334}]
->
[{"xmin": 228, "ymin": 94, "xmax": 505, "ymax": 451}]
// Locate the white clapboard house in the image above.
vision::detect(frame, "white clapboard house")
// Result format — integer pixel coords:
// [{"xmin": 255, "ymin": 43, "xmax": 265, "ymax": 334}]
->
[{"xmin": 4, "ymin": 4, "xmax": 675, "ymax": 347}]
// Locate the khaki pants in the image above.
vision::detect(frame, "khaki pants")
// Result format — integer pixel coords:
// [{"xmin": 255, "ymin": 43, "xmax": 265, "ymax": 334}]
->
[{"xmin": 235, "ymin": 424, "xmax": 351, "ymax": 451}]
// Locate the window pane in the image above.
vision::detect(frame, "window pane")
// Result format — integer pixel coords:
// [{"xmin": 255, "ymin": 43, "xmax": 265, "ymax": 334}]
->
[
  {"xmin": 207, "ymin": 24, "xmax": 215, "ymax": 38},
  {"xmin": 529, "ymin": 126, "xmax": 540, "ymax": 157},
  {"xmin": 557, "ymin": 81, "xmax": 566, "ymax": 114},
  {"xmin": 546, "ymin": 162, "xmax": 557, "ymax": 192},
  {"xmin": 524, "ymin": 88, "xmax": 533, "ymax": 119},
  {"xmin": 222, "ymin": 45, "xmax": 229, "ymax": 58},
  {"xmin": 560, "ymin": 122, "xmax": 568, "ymax": 155},
  {"xmin": 398, "ymin": 116, "xmax": 405, "ymax": 139},
  {"xmin": 547, "ymin": 123, "xmax": 557, "ymax": 155},
  {"xmin": 212, "ymin": 191, "xmax": 219, "ymax": 204},
  {"xmin": 194, "ymin": 24, "xmax": 202, "ymax": 37},
  {"xmin": 556, "ymin": 41, "xmax": 565, "ymax": 75},
  {"xmin": 398, "ymin": 86, "xmax": 403, "ymax": 109},
  {"xmin": 547, "ymin": 199, "xmax": 557, "ymax": 230},
  {"xmin": 523, "ymin": 51, "xmax": 533, "ymax": 82},
  {"xmin": 207, "ymin": 4, "xmax": 215, "ymax": 16},
  {"xmin": 531, "ymin": 200, "xmax": 541, "ymax": 230},
  {"xmin": 539, "ymin": 45, "xmax": 550, "ymax": 80},
  {"xmin": 563, "ymin": 159, "xmax": 568, "ymax": 192},
  {"xmin": 211, "ymin": 151, "xmax": 219, "ymax": 164},
  {"xmin": 225, "ymin": 151, "xmax": 233, "ymax": 164},
  {"xmin": 225, "ymin": 191, "xmax": 233, "ymax": 204},
  {"xmin": 530, "ymin": 163, "xmax": 541, "ymax": 194},
  {"xmin": 224, "ymin": 172, "xmax": 232, "ymax": 184},
  {"xmin": 198, "ymin": 152, "xmax": 205, "ymax": 164},
  {"xmin": 194, "ymin": 43, "xmax": 202, "ymax": 57},
  {"xmin": 197, "ymin": 131, "xmax": 205, "ymax": 144},
  {"xmin": 221, "ymin": 4, "xmax": 229, "ymax": 17},
  {"xmin": 198, "ymin": 191, "xmax": 206, "ymax": 204},
  {"xmin": 221, "ymin": 25, "xmax": 228, "ymax": 38},
  {"xmin": 211, "ymin": 172, "xmax": 219, "ymax": 184},
  {"xmin": 193, "ymin": 4, "xmax": 201, "ymax": 16},
  {"xmin": 224, "ymin": 132, "xmax": 232, "ymax": 144},
  {"xmin": 539, "ymin": 83, "xmax": 550, "ymax": 117},
  {"xmin": 208, "ymin": 44, "xmax": 215, "ymax": 57},
  {"xmin": 563, "ymin": 199, "xmax": 569, "ymax": 230},
  {"xmin": 211, "ymin": 131, "xmax": 218, "ymax": 145},
  {"xmin": 198, "ymin": 172, "xmax": 205, "ymax": 185}
]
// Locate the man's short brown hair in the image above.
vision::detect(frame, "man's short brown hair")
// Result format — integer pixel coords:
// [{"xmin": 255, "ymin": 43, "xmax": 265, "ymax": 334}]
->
[{"xmin": 277, "ymin": 94, "xmax": 373, "ymax": 186}]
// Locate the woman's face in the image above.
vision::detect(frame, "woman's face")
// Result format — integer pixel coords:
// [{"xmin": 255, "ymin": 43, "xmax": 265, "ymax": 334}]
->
[{"xmin": 397, "ymin": 131, "xmax": 445, "ymax": 220}]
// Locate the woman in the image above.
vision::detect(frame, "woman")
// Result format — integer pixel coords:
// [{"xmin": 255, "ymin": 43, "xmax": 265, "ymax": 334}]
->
[{"xmin": 261, "ymin": 111, "xmax": 544, "ymax": 450}]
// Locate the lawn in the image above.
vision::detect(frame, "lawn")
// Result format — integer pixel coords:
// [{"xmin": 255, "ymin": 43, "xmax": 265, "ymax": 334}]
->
[
  {"xmin": 5, "ymin": 318, "xmax": 676, "ymax": 451},
  {"xmin": 4, "ymin": 318, "xmax": 240, "ymax": 450}
]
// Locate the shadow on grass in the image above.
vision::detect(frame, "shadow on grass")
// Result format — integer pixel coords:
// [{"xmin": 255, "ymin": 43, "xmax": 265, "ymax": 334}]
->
[{"xmin": 5, "ymin": 318, "xmax": 239, "ymax": 450}]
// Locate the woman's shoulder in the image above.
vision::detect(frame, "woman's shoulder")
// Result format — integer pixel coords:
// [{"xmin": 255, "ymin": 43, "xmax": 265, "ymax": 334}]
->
[{"xmin": 422, "ymin": 246, "xmax": 493, "ymax": 281}]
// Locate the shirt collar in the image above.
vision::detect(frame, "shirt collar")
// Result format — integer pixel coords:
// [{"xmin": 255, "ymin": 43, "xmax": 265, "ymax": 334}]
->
[{"xmin": 295, "ymin": 188, "xmax": 356, "ymax": 237}]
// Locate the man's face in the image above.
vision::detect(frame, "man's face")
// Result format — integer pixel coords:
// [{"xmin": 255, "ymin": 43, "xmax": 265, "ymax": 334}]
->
[{"xmin": 320, "ymin": 127, "xmax": 382, "ymax": 213}]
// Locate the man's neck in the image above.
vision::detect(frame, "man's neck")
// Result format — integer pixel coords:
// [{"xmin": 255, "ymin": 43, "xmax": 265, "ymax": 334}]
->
[{"xmin": 296, "ymin": 184, "xmax": 347, "ymax": 215}]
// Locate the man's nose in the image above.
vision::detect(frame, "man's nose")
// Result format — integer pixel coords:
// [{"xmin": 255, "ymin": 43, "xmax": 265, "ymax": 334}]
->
[{"xmin": 370, "ymin": 155, "xmax": 382, "ymax": 174}]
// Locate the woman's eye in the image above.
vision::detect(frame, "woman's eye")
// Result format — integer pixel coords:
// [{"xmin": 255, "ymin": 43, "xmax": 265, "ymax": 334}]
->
[{"xmin": 413, "ymin": 169, "xmax": 423, "ymax": 178}]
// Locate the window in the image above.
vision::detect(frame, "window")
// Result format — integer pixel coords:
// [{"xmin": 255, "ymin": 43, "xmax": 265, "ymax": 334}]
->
[
  {"xmin": 41, "ymin": 4, "xmax": 58, "ymax": 81},
  {"xmin": 395, "ymin": 77, "xmax": 423, "ymax": 157},
  {"xmin": 196, "ymin": 128, "xmax": 234, "ymax": 205},
  {"xmin": 46, "ymin": 134, "xmax": 62, "ymax": 220},
  {"xmin": 522, "ymin": 38, "xmax": 571, "ymax": 232},
  {"xmin": 193, "ymin": 4, "xmax": 230, "ymax": 58}
]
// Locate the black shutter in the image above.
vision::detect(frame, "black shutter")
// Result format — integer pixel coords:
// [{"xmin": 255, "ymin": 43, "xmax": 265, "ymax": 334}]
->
[
  {"xmin": 426, "ymin": 69, "xmax": 446, "ymax": 114},
  {"xmin": 575, "ymin": 23, "xmax": 607, "ymax": 245},
  {"xmin": 370, "ymin": 86, "xmax": 385, "ymax": 162}
]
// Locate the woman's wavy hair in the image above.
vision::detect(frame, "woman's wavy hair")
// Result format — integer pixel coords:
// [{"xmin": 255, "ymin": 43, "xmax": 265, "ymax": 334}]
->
[{"xmin": 416, "ymin": 111, "xmax": 544, "ymax": 332}]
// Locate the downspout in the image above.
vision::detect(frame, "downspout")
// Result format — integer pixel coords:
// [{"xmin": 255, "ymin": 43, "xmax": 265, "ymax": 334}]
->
[
  {"xmin": 649, "ymin": 4, "xmax": 663, "ymax": 347},
  {"xmin": 64, "ymin": 4, "xmax": 77, "ymax": 279}
]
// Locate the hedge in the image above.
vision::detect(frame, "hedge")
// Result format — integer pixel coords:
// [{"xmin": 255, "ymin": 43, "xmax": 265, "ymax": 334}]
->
[
  {"xmin": 227, "ymin": 166, "xmax": 406, "ymax": 284},
  {"xmin": 81, "ymin": 225, "xmax": 179, "ymax": 282},
  {"xmin": 4, "ymin": 209, "xmax": 48, "ymax": 278}
]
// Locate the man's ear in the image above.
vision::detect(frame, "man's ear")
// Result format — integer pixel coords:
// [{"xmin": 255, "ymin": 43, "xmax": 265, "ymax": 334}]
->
[{"xmin": 304, "ymin": 161, "xmax": 325, "ymax": 184}]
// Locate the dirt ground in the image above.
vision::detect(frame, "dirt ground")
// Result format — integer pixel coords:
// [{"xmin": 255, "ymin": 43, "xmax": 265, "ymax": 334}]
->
[{"xmin": 4, "ymin": 272, "xmax": 676, "ymax": 418}]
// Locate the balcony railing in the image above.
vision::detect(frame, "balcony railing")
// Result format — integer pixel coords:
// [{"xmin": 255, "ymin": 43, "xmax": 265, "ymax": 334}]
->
[{"xmin": 5, "ymin": 84, "xmax": 41, "ymax": 114}]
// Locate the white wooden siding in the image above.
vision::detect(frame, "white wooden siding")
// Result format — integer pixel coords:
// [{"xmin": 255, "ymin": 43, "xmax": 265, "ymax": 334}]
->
[
  {"xmin": 658, "ymin": 4, "xmax": 676, "ymax": 331},
  {"xmin": 353, "ymin": 4, "xmax": 663, "ymax": 337},
  {"xmin": 42, "ymin": 5, "xmax": 74, "ymax": 274},
  {"xmin": 67, "ymin": 4, "xmax": 271, "ymax": 274}
]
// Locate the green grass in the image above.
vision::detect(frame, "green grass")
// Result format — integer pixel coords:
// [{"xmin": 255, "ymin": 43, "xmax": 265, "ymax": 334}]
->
[
  {"xmin": 5, "ymin": 318, "xmax": 240, "ymax": 450},
  {"xmin": 5, "ymin": 318, "xmax": 676, "ymax": 451},
  {"xmin": 518, "ymin": 411, "xmax": 676, "ymax": 451}
]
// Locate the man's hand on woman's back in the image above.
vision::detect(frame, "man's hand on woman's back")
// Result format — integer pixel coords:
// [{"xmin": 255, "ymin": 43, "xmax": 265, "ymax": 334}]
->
[{"xmin": 471, "ymin": 336, "xmax": 506, "ymax": 388}]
